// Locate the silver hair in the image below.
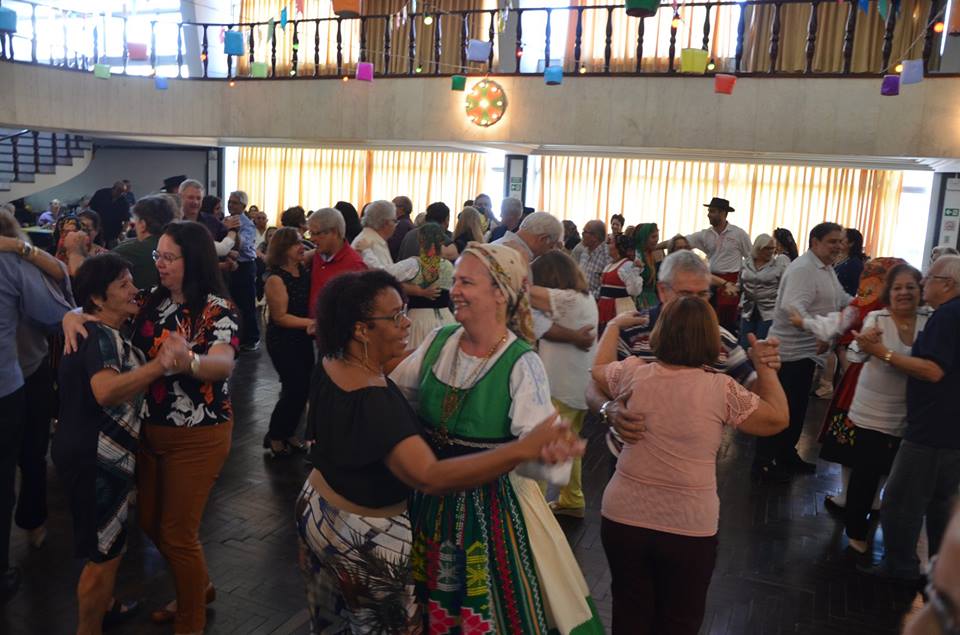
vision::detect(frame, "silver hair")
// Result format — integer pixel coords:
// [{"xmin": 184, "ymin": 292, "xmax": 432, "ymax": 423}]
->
[
  {"xmin": 50, "ymin": 198, "xmax": 61, "ymax": 207},
  {"xmin": 658, "ymin": 250, "xmax": 710, "ymax": 285},
  {"xmin": 309, "ymin": 207, "xmax": 345, "ymax": 238},
  {"xmin": 931, "ymin": 246, "xmax": 960, "ymax": 262},
  {"xmin": 229, "ymin": 190, "xmax": 248, "ymax": 207},
  {"xmin": 500, "ymin": 197, "xmax": 523, "ymax": 218},
  {"xmin": 518, "ymin": 211, "xmax": 563, "ymax": 242},
  {"xmin": 361, "ymin": 200, "xmax": 397, "ymax": 230},
  {"xmin": 933, "ymin": 254, "xmax": 960, "ymax": 288},
  {"xmin": 752, "ymin": 233, "xmax": 774, "ymax": 258},
  {"xmin": 178, "ymin": 178, "xmax": 204, "ymax": 195}
]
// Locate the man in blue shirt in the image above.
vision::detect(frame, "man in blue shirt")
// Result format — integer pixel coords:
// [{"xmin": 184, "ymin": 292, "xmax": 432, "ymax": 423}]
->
[
  {"xmin": 227, "ymin": 191, "xmax": 261, "ymax": 352},
  {"xmin": 0, "ymin": 251, "xmax": 73, "ymax": 599},
  {"xmin": 856, "ymin": 255, "xmax": 960, "ymax": 584}
]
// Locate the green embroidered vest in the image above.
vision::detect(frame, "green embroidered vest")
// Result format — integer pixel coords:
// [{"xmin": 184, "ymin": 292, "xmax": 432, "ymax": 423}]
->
[{"xmin": 418, "ymin": 324, "xmax": 532, "ymax": 447}]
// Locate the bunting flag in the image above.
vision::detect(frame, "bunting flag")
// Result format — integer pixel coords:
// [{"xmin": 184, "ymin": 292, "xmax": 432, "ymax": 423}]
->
[
  {"xmin": 267, "ymin": 17, "xmax": 275, "ymax": 40},
  {"xmin": 295, "ymin": 0, "xmax": 304, "ymax": 15},
  {"xmin": 280, "ymin": 6, "xmax": 288, "ymax": 28}
]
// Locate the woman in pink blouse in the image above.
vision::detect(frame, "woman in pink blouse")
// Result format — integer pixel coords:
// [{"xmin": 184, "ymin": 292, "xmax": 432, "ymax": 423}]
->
[{"xmin": 593, "ymin": 297, "xmax": 789, "ymax": 635}]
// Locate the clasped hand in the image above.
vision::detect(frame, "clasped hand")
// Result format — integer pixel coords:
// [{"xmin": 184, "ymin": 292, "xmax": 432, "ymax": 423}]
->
[
  {"xmin": 158, "ymin": 334, "xmax": 193, "ymax": 373},
  {"xmin": 522, "ymin": 413, "xmax": 587, "ymax": 464},
  {"xmin": 852, "ymin": 326, "xmax": 884, "ymax": 357}
]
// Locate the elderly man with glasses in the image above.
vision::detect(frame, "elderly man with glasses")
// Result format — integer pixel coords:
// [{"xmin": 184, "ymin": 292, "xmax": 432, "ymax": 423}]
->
[
  {"xmin": 571, "ymin": 220, "xmax": 612, "ymax": 298},
  {"xmin": 585, "ymin": 250, "xmax": 782, "ymax": 467},
  {"xmin": 858, "ymin": 255, "xmax": 960, "ymax": 587}
]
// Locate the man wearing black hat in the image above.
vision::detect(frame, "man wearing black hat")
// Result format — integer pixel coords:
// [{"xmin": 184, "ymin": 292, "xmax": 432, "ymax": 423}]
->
[
  {"xmin": 161, "ymin": 175, "xmax": 187, "ymax": 194},
  {"xmin": 685, "ymin": 197, "xmax": 752, "ymax": 333}
]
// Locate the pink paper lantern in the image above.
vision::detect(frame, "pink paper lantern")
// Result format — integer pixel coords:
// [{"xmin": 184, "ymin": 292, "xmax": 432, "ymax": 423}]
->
[
  {"xmin": 355, "ymin": 61, "xmax": 374, "ymax": 81},
  {"xmin": 714, "ymin": 74, "xmax": 737, "ymax": 95},
  {"xmin": 127, "ymin": 42, "xmax": 148, "ymax": 61}
]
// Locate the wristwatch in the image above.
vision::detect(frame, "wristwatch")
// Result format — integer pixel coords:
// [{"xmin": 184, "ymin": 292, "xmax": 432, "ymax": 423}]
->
[
  {"xmin": 19, "ymin": 241, "xmax": 33, "ymax": 259},
  {"xmin": 599, "ymin": 400, "xmax": 614, "ymax": 426},
  {"xmin": 189, "ymin": 352, "xmax": 201, "ymax": 376}
]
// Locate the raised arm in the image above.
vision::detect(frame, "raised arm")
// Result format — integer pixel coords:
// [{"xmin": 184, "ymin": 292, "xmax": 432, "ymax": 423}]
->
[{"xmin": 737, "ymin": 334, "xmax": 789, "ymax": 436}]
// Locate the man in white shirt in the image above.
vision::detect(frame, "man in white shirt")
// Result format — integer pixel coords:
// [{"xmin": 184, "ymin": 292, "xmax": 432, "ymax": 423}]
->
[
  {"xmin": 685, "ymin": 197, "xmax": 752, "ymax": 332},
  {"xmin": 571, "ymin": 220, "xmax": 611, "ymax": 298},
  {"xmin": 756, "ymin": 222, "xmax": 850, "ymax": 481}
]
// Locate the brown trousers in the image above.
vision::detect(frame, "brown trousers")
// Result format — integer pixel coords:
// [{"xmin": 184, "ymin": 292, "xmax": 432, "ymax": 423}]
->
[{"xmin": 138, "ymin": 421, "xmax": 232, "ymax": 633}]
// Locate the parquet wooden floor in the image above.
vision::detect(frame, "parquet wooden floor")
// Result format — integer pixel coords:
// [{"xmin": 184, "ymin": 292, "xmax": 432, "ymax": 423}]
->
[{"xmin": 1, "ymin": 349, "xmax": 924, "ymax": 634}]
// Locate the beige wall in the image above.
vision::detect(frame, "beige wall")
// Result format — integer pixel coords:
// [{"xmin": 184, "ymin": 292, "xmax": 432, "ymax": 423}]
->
[{"xmin": 3, "ymin": 63, "xmax": 960, "ymax": 159}]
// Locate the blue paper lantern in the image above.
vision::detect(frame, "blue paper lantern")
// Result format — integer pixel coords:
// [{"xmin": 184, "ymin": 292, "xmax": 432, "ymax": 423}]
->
[
  {"xmin": 0, "ymin": 7, "xmax": 18, "ymax": 33},
  {"xmin": 544, "ymin": 66, "xmax": 563, "ymax": 85},
  {"xmin": 900, "ymin": 59, "xmax": 923, "ymax": 85},
  {"xmin": 224, "ymin": 30, "xmax": 245, "ymax": 56},
  {"xmin": 155, "ymin": 76, "xmax": 169, "ymax": 90}
]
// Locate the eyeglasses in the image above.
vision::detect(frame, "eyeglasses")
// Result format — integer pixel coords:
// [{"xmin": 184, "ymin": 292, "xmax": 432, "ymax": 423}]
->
[
  {"xmin": 925, "ymin": 556, "xmax": 960, "ymax": 635},
  {"xmin": 928, "ymin": 275, "xmax": 954, "ymax": 285},
  {"xmin": 664, "ymin": 285, "xmax": 713, "ymax": 300},
  {"xmin": 366, "ymin": 307, "xmax": 409, "ymax": 327},
  {"xmin": 151, "ymin": 250, "xmax": 183, "ymax": 264}
]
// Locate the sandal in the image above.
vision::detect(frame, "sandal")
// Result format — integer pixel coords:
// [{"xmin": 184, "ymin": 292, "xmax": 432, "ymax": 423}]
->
[{"xmin": 103, "ymin": 598, "xmax": 140, "ymax": 631}]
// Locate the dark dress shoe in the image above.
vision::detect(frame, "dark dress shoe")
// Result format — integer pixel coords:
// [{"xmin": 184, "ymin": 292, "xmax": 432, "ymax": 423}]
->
[
  {"xmin": 781, "ymin": 454, "xmax": 817, "ymax": 474},
  {"xmin": 102, "ymin": 599, "xmax": 141, "ymax": 630},
  {"xmin": 0, "ymin": 567, "xmax": 22, "ymax": 601},
  {"xmin": 751, "ymin": 462, "xmax": 791, "ymax": 483},
  {"xmin": 857, "ymin": 562, "xmax": 923, "ymax": 589},
  {"xmin": 824, "ymin": 496, "xmax": 845, "ymax": 515}
]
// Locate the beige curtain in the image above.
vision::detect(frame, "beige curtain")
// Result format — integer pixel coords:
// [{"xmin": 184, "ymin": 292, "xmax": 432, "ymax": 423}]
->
[
  {"xmin": 238, "ymin": 0, "xmax": 494, "ymax": 77},
  {"xmin": 740, "ymin": 0, "xmax": 933, "ymax": 73},
  {"xmin": 536, "ymin": 155, "xmax": 904, "ymax": 257},
  {"xmin": 566, "ymin": 0, "xmax": 934, "ymax": 74},
  {"xmin": 565, "ymin": 2, "xmax": 739, "ymax": 73},
  {"xmin": 238, "ymin": 146, "xmax": 487, "ymax": 225}
]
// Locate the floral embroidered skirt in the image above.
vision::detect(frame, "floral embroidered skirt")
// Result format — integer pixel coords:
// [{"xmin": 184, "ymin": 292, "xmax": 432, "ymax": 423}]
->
[
  {"xmin": 295, "ymin": 481, "xmax": 417, "ymax": 634},
  {"xmin": 409, "ymin": 472, "xmax": 604, "ymax": 635}
]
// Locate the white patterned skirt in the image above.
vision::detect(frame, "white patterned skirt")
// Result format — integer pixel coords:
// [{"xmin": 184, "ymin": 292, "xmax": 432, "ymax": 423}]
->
[
  {"xmin": 406, "ymin": 307, "xmax": 455, "ymax": 352},
  {"xmin": 295, "ymin": 481, "xmax": 416, "ymax": 634}
]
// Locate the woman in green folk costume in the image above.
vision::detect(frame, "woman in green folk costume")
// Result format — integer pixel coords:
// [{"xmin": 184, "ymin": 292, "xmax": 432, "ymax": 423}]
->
[
  {"xmin": 632, "ymin": 223, "xmax": 663, "ymax": 309},
  {"xmin": 390, "ymin": 242, "xmax": 605, "ymax": 634}
]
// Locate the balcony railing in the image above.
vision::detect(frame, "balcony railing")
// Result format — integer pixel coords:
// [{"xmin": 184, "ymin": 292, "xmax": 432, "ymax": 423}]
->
[{"xmin": 0, "ymin": 0, "xmax": 950, "ymax": 80}]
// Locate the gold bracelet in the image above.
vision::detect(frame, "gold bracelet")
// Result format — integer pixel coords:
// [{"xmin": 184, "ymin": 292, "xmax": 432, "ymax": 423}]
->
[{"xmin": 882, "ymin": 349, "xmax": 894, "ymax": 364}]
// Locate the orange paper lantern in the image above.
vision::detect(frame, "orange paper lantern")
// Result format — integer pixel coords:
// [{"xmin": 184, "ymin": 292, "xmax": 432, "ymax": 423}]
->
[
  {"xmin": 332, "ymin": 0, "xmax": 361, "ymax": 18},
  {"xmin": 714, "ymin": 74, "xmax": 737, "ymax": 95}
]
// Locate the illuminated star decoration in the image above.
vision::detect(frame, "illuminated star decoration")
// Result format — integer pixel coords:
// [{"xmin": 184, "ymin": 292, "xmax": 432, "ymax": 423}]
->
[{"xmin": 465, "ymin": 79, "xmax": 507, "ymax": 127}]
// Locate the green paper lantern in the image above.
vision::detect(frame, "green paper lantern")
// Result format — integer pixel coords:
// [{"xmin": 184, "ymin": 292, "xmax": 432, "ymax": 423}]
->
[
  {"xmin": 251, "ymin": 61, "xmax": 269, "ymax": 78},
  {"xmin": 93, "ymin": 63, "xmax": 111, "ymax": 79},
  {"xmin": 451, "ymin": 75, "xmax": 466, "ymax": 91},
  {"xmin": 625, "ymin": 0, "xmax": 661, "ymax": 17}
]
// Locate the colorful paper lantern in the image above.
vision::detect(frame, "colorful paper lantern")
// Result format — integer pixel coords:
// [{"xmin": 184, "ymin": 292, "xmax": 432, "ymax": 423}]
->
[
  {"xmin": 0, "ymin": 7, "xmax": 17, "ymax": 33},
  {"xmin": 625, "ymin": 0, "xmax": 661, "ymax": 18},
  {"xmin": 127, "ymin": 42, "xmax": 148, "ymax": 61},
  {"xmin": 224, "ymin": 30, "xmax": 244, "ymax": 56},
  {"xmin": 465, "ymin": 79, "xmax": 507, "ymax": 127},
  {"xmin": 332, "ymin": 0, "xmax": 362, "ymax": 18},
  {"xmin": 544, "ymin": 66, "xmax": 563, "ymax": 85},
  {"xmin": 93, "ymin": 64, "xmax": 111, "ymax": 79},
  {"xmin": 356, "ymin": 61, "xmax": 374, "ymax": 81},
  {"xmin": 714, "ymin": 73, "xmax": 737, "ymax": 94},
  {"xmin": 154, "ymin": 76, "xmax": 169, "ymax": 90},
  {"xmin": 900, "ymin": 59, "xmax": 923, "ymax": 85},
  {"xmin": 251, "ymin": 61, "xmax": 269, "ymax": 78},
  {"xmin": 880, "ymin": 74, "xmax": 900, "ymax": 96},
  {"xmin": 680, "ymin": 48, "xmax": 708, "ymax": 74},
  {"xmin": 451, "ymin": 75, "xmax": 467, "ymax": 91},
  {"xmin": 466, "ymin": 39, "xmax": 493, "ymax": 63}
]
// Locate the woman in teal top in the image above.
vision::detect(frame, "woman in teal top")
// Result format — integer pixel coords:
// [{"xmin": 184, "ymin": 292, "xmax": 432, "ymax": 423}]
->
[
  {"xmin": 390, "ymin": 243, "xmax": 604, "ymax": 634},
  {"xmin": 633, "ymin": 223, "xmax": 663, "ymax": 309}
]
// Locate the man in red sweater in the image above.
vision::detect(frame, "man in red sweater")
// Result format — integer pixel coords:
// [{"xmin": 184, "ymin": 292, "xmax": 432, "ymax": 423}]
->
[{"xmin": 308, "ymin": 207, "xmax": 367, "ymax": 316}]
